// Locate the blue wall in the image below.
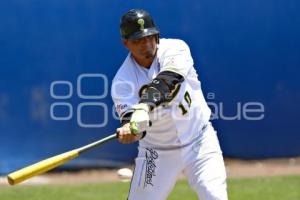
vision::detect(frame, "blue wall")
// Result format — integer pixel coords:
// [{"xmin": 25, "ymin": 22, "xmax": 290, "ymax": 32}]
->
[{"xmin": 1, "ymin": 0, "xmax": 299, "ymax": 174}]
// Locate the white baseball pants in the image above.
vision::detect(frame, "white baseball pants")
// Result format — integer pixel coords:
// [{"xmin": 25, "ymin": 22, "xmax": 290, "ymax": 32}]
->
[{"xmin": 127, "ymin": 124, "xmax": 228, "ymax": 200}]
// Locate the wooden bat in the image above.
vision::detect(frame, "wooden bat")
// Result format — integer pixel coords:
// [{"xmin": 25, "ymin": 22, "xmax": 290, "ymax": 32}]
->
[{"xmin": 7, "ymin": 133, "xmax": 117, "ymax": 185}]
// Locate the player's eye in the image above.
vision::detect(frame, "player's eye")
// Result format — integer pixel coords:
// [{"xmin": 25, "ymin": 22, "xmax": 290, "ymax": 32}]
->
[
  {"xmin": 132, "ymin": 39, "xmax": 141, "ymax": 44},
  {"xmin": 131, "ymin": 35, "xmax": 154, "ymax": 45}
]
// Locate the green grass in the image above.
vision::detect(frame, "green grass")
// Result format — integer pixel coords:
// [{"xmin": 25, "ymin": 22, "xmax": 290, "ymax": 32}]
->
[{"xmin": 0, "ymin": 176, "xmax": 299, "ymax": 200}]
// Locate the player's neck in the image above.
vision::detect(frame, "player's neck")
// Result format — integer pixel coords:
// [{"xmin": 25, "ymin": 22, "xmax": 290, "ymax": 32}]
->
[{"xmin": 132, "ymin": 55, "xmax": 154, "ymax": 69}]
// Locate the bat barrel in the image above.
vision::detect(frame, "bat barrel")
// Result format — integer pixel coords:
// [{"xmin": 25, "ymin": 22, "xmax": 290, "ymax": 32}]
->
[
  {"xmin": 7, "ymin": 175, "xmax": 16, "ymax": 186},
  {"xmin": 7, "ymin": 150, "xmax": 79, "ymax": 185},
  {"xmin": 6, "ymin": 133, "xmax": 117, "ymax": 186}
]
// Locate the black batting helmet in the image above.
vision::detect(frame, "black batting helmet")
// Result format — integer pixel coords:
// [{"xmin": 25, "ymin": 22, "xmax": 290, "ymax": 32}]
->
[{"xmin": 120, "ymin": 9, "xmax": 159, "ymax": 40}]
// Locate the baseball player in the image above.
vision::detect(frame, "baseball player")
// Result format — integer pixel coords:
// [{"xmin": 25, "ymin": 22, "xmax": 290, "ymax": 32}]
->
[{"xmin": 112, "ymin": 9, "xmax": 228, "ymax": 200}]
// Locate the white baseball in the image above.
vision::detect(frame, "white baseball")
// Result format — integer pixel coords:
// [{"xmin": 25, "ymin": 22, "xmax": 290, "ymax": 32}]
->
[{"xmin": 117, "ymin": 168, "xmax": 133, "ymax": 179}]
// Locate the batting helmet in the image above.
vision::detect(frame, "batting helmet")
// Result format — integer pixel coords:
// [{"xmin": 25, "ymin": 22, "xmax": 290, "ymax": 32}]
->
[{"xmin": 120, "ymin": 9, "xmax": 159, "ymax": 40}]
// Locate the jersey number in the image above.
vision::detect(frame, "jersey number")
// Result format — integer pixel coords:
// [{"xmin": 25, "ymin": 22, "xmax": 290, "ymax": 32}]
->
[{"xmin": 178, "ymin": 91, "xmax": 192, "ymax": 115}]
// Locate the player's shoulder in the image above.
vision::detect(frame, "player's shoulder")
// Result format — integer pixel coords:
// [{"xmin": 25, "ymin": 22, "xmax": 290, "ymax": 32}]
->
[
  {"xmin": 112, "ymin": 53, "xmax": 134, "ymax": 83},
  {"xmin": 157, "ymin": 38, "xmax": 191, "ymax": 58}
]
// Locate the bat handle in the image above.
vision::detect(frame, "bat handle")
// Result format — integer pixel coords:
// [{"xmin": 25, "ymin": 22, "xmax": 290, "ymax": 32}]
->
[{"xmin": 77, "ymin": 133, "xmax": 118, "ymax": 154}]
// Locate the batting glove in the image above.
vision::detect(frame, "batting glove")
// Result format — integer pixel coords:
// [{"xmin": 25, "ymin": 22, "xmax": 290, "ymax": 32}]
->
[{"xmin": 130, "ymin": 103, "xmax": 150, "ymax": 135}]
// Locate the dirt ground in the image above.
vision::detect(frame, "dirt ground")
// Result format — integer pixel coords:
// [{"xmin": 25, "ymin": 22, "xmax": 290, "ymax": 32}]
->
[{"xmin": 1, "ymin": 157, "xmax": 300, "ymax": 186}]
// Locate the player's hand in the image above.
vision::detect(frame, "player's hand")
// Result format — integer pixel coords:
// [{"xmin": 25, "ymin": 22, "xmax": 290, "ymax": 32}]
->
[
  {"xmin": 117, "ymin": 123, "xmax": 142, "ymax": 144},
  {"xmin": 130, "ymin": 103, "xmax": 150, "ymax": 135}
]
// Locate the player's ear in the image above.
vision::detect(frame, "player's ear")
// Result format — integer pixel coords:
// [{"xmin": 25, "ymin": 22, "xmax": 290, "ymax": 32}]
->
[{"xmin": 122, "ymin": 39, "xmax": 129, "ymax": 48}]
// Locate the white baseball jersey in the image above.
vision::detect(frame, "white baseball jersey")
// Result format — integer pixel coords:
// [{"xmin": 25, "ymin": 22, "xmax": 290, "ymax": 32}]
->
[{"xmin": 111, "ymin": 38, "xmax": 211, "ymax": 149}]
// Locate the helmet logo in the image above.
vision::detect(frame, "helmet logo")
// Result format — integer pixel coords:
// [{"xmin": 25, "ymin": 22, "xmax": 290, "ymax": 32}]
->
[{"xmin": 137, "ymin": 19, "xmax": 145, "ymax": 30}]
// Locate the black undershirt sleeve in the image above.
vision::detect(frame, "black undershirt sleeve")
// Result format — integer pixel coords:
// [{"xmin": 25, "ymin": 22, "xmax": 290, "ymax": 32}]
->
[{"xmin": 139, "ymin": 70, "xmax": 184, "ymax": 111}]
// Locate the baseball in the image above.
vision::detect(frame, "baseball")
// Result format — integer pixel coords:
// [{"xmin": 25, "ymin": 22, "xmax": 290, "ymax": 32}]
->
[{"xmin": 117, "ymin": 168, "xmax": 133, "ymax": 179}]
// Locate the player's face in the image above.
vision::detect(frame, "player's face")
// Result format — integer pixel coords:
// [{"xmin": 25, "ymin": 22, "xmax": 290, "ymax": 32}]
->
[{"xmin": 123, "ymin": 35, "xmax": 158, "ymax": 66}]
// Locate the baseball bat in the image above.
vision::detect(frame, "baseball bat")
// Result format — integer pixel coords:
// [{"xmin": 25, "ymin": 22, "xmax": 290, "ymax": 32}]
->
[{"xmin": 7, "ymin": 133, "xmax": 117, "ymax": 186}]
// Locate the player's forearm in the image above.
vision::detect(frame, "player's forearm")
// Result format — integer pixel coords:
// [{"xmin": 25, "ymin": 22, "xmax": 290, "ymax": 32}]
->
[
  {"xmin": 120, "ymin": 111, "xmax": 133, "ymax": 125},
  {"xmin": 139, "ymin": 70, "xmax": 184, "ymax": 111}
]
